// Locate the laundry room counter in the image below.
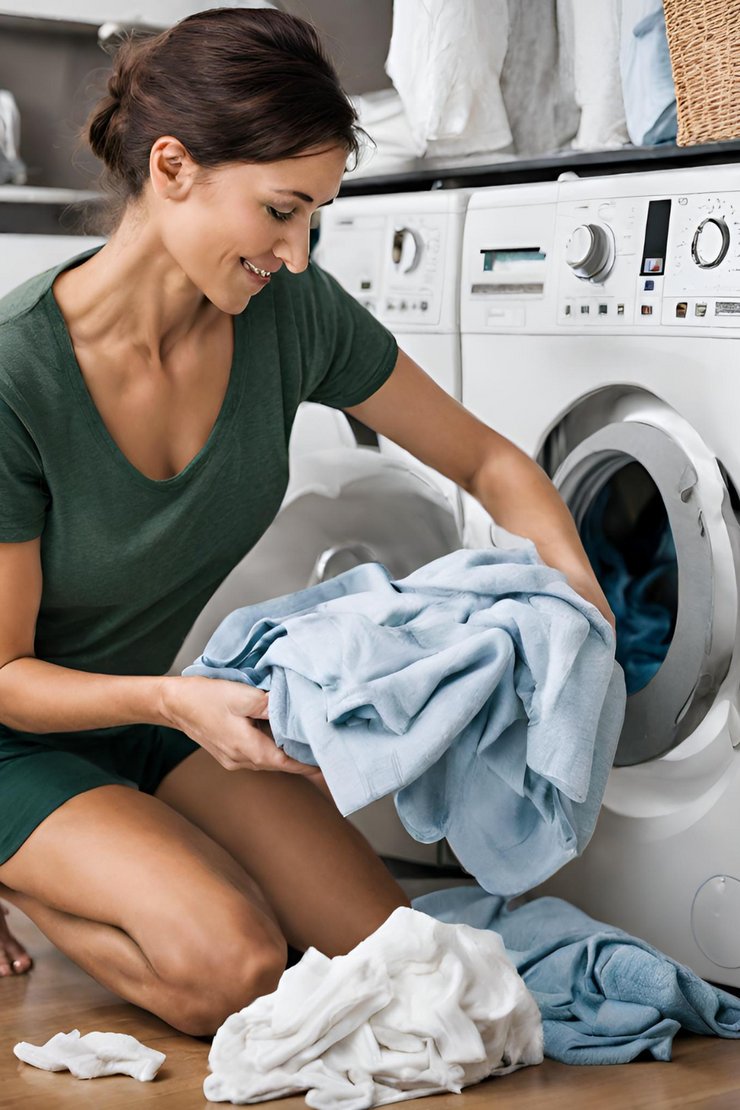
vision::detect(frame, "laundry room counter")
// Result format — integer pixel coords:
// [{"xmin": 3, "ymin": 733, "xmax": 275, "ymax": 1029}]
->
[{"xmin": 2, "ymin": 903, "xmax": 739, "ymax": 1109}]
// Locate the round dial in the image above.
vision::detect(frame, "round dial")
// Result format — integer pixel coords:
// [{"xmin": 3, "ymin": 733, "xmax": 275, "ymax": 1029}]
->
[
  {"xmin": 691, "ymin": 217, "xmax": 730, "ymax": 269},
  {"xmin": 565, "ymin": 223, "xmax": 615, "ymax": 283}
]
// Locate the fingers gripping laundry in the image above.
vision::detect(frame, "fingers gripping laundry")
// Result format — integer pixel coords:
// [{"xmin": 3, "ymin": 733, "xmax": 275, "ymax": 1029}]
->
[{"xmin": 159, "ymin": 675, "xmax": 313, "ymax": 776}]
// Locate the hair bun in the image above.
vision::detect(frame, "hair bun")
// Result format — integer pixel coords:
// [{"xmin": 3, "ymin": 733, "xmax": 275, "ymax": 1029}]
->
[
  {"xmin": 83, "ymin": 9, "xmax": 362, "ymax": 235},
  {"xmin": 107, "ymin": 73, "xmax": 123, "ymax": 105}
]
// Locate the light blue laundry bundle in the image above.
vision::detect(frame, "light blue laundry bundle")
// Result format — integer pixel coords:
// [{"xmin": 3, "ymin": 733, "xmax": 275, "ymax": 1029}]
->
[
  {"xmin": 620, "ymin": 0, "xmax": 678, "ymax": 146},
  {"xmin": 413, "ymin": 885, "xmax": 740, "ymax": 1064},
  {"xmin": 183, "ymin": 545, "xmax": 626, "ymax": 897}
]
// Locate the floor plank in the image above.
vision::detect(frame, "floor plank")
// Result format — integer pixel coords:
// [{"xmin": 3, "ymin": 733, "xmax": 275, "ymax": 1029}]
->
[{"xmin": 2, "ymin": 904, "xmax": 740, "ymax": 1109}]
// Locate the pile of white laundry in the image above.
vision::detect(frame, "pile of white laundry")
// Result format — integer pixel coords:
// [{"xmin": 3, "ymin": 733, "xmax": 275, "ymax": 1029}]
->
[{"xmin": 203, "ymin": 906, "xmax": 544, "ymax": 1108}]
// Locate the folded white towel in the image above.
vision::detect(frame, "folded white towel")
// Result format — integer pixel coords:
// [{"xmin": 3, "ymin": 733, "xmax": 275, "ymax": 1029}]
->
[
  {"xmin": 204, "ymin": 906, "xmax": 543, "ymax": 1109},
  {"xmin": 385, "ymin": 0, "xmax": 512, "ymax": 159},
  {"xmin": 14, "ymin": 1029, "xmax": 166, "ymax": 1082}
]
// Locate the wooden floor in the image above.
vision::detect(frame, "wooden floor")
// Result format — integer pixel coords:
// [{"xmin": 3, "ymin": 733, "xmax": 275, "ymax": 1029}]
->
[{"xmin": 3, "ymin": 905, "xmax": 740, "ymax": 1110}]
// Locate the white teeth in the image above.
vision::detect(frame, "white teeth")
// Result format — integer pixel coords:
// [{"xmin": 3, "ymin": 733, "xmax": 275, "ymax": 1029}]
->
[{"xmin": 242, "ymin": 258, "xmax": 271, "ymax": 279}]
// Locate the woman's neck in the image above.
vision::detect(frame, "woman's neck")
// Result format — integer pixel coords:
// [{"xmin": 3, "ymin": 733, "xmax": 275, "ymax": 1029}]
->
[{"xmin": 53, "ymin": 206, "xmax": 221, "ymax": 367}]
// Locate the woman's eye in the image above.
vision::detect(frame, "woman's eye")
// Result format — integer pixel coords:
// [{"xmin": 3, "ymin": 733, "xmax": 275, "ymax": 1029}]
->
[{"xmin": 267, "ymin": 206, "xmax": 295, "ymax": 222}]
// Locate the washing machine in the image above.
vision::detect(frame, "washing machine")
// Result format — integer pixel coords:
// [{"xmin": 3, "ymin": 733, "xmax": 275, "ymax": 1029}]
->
[
  {"xmin": 0, "ymin": 234, "xmax": 106, "ymax": 298},
  {"xmin": 460, "ymin": 165, "xmax": 740, "ymax": 985},
  {"xmin": 312, "ymin": 188, "xmax": 482, "ymax": 540}
]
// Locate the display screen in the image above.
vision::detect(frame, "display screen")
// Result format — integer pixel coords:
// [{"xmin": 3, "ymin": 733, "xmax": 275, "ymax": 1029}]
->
[
  {"xmin": 641, "ymin": 199, "xmax": 671, "ymax": 276},
  {"xmin": 481, "ymin": 248, "xmax": 546, "ymax": 271}
]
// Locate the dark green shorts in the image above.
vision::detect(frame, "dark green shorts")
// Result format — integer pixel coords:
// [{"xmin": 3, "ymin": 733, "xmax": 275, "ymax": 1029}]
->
[{"xmin": 0, "ymin": 723, "xmax": 200, "ymax": 866}]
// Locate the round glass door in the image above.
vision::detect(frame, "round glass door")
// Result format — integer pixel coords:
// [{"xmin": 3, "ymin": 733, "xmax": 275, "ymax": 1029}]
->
[{"xmin": 538, "ymin": 386, "xmax": 740, "ymax": 766}]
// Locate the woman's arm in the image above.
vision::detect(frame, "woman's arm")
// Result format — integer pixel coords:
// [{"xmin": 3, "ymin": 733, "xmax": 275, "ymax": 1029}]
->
[
  {"xmin": 0, "ymin": 540, "xmax": 312, "ymax": 774},
  {"xmin": 345, "ymin": 347, "xmax": 615, "ymax": 629}
]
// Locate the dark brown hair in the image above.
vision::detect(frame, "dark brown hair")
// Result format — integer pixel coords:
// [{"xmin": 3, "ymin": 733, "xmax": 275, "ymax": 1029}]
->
[{"xmin": 83, "ymin": 7, "xmax": 370, "ymax": 232}]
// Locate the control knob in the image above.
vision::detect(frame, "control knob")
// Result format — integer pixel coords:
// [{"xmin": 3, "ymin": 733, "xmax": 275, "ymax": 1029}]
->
[
  {"xmin": 565, "ymin": 223, "xmax": 615, "ymax": 283},
  {"xmin": 692, "ymin": 217, "xmax": 730, "ymax": 269}
]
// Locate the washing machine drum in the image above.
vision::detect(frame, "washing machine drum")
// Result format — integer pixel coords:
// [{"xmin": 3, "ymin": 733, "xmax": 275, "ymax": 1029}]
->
[{"xmin": 539, "ymin": 386, "xmax": 740, "ymax": 766}]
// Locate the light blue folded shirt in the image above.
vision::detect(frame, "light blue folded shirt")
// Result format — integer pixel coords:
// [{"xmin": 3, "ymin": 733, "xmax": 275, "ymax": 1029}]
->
[
  {"xmin": 183, "ymin": 545, "xmax": 626, "ymax": 897},
  {"xmin": 620, "ymin": 0, "xmax": 677, "ymax": 146},
  {"xmin": 414, "ymin": 886, "xmax": 740, "ymax": 1064}
]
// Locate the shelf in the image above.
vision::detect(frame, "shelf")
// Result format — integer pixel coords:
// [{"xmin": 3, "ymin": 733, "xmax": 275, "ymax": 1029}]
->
[
  {"xmin": 0, "ymin": 185, "xmax": 101, "ymax": 205},
  {"xmin": 339, "ymin": 139, "xmax": 740, "ymax": 196},
  {"xmin": 0, "ymin": 9, "xmax": 165, "ymax": 33}
]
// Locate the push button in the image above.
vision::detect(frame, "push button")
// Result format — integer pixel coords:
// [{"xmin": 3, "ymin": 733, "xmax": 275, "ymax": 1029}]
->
[
  {"xmin": 676, "ymin": 302, "xmax": 688, "ymax": 318},
  {"xmin": 641, "ymin": 305, "xmax": 653, "ymax": 316},
  {"xmin": 644, "ymin": 279, "xmax": 655, "ymax": 291}
]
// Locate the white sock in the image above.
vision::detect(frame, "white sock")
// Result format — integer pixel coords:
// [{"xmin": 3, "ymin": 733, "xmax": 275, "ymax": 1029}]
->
[{"xmin": 14, "ymin": 1029, "xmax": 166, "ymax": 1081}]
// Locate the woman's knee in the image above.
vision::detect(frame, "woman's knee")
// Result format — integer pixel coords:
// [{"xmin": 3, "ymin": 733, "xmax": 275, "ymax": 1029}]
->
[{"xmin": 156, "ymin": 910, "xmax": 288, "ymax": 1036}]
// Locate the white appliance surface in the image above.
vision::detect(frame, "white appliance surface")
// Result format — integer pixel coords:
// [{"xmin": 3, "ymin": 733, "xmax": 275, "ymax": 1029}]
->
[
  {"xmin": 0, "ymin": 234, "xmax": 105, "ymax": 300},
  {"xmin": 460, "ymin": 164, "xmax": 740, "ymax": 985},
  {"xmin": 313, "ymin": 189, "xmax": 475, "ymax": 534}
]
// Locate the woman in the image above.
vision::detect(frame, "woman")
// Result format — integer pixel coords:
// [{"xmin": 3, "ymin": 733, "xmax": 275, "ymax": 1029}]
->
[{"xmin": 0, "ymin": 8, "xmax": 613, "ymax": 1034}]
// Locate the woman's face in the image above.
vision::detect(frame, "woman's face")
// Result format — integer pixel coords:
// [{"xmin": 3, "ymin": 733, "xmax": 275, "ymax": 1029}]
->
[{"xmin": 156, "ymin": 142, "xmax": 349, "ymax": 314}]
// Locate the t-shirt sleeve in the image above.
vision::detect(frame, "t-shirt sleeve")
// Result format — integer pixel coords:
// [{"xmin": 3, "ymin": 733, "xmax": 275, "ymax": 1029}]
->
[
  {"xmin": 0, "ymin": 394, "xmax": 49, "ymax": 542},
  {"xmin": 298, "ymin": 260, "xmax": 399, "ymax": 409}
]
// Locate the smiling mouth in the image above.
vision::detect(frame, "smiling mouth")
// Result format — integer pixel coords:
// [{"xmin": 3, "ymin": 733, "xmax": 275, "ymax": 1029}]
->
[{"xmin": 240, "ymin": 257, "xmax": 272, "ymax": 279}]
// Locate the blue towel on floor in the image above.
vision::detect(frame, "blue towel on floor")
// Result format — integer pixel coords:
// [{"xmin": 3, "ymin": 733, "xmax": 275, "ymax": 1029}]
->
[
  {"xmin": 413, "ymin": 886, "xmax": 740, "ymax": 1064},
  {"xmin": 183, "ymin": 545, "xmax": 626, "ymax": 897}
]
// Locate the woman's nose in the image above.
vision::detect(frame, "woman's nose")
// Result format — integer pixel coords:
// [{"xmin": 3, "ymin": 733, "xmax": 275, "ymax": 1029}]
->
[{"xmin": 274, "ymin": 230, "xmax": 311, "ymax": 274}]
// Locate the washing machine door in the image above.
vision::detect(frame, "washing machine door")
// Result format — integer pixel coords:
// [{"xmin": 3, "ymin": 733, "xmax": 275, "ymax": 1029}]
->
[
  {"xmin": 539, "ymin": 386, "xmax": 740, "ymax": 766},
  {"xmin": 169, "ymin": 446, "xmax": 462, "ymax": 674}
]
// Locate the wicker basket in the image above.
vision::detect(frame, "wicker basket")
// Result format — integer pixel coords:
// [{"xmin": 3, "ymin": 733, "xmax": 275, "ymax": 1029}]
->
[{"xmin": 663, "ymin": 0, "xmax": 740, "ymax": 145}]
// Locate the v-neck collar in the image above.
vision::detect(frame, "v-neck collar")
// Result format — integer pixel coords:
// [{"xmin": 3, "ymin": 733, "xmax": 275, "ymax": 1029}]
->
[{"xmin": 43, "ymin": 245, "xmax": 247, "ymax": 492}]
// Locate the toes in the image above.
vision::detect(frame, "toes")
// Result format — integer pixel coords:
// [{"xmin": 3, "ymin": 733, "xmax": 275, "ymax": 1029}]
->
[
  {"xmin": 0, "ymin": 937, "xmax": 33, "ymax": 976},
  {"xmin": 6, "ymin": 939, "xmax": 32, "ymax": 974}
]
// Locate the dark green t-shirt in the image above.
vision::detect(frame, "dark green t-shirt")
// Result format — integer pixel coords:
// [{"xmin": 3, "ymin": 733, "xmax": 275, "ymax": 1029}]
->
[{"xmin": 0, "ymin": 244, "xmax": 398, "ymax": 681}]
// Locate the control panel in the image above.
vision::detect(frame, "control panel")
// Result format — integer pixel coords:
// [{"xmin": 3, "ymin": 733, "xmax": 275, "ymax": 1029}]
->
[
  {"xmin": 460, "ymin": 166, "xmax": 740, "ymax": 336},
  {"xmin": 314, "ymin": 191, "xmax": 469, "ymax": 335},
  {"xmin": 383, "ymin": 214, "xmax": 445, "ymax": 324}
]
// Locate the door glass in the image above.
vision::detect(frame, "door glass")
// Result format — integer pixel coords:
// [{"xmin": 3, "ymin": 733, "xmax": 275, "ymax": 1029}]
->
[{"xmin": 580, "ymin": 460, "xmax": 678, "ymax": 695}]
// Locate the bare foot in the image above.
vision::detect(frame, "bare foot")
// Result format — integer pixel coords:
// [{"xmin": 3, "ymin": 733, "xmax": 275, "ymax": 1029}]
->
[{"xmin": 0, "ymin": 901, "xmax": 33, "ymax": 976}]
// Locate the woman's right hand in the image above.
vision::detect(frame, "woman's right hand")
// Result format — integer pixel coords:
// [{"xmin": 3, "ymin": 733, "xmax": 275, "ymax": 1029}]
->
[{"xmin": 159, "ymin": 675, "xmax": 317, "ymax": 776}]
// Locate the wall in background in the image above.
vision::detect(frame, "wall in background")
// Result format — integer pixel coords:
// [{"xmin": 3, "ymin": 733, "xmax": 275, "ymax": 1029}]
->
[
  {"xmin": 279, "ymin": 0, "xmax": 392, "ymax": 95},
  {"xmin": 0, "ymin": 1, "xmax": 393, "ymax": 191},
  {"xmin": 0, "ymin": 17, "xmax": 107, "ymax": 189}
]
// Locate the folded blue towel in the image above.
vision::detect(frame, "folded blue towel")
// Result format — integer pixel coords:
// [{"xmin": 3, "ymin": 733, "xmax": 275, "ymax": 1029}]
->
[
  {"xmin": 183, "ymin": 545, "xmax": 625, "ymax": 897},
  {"xmin": 620, "ymin": 0, "xmax": 677, "ymax": 147},
  {"xmin": 413, "ymin": 886, "xmax": 740, "ymax": 1064}
]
